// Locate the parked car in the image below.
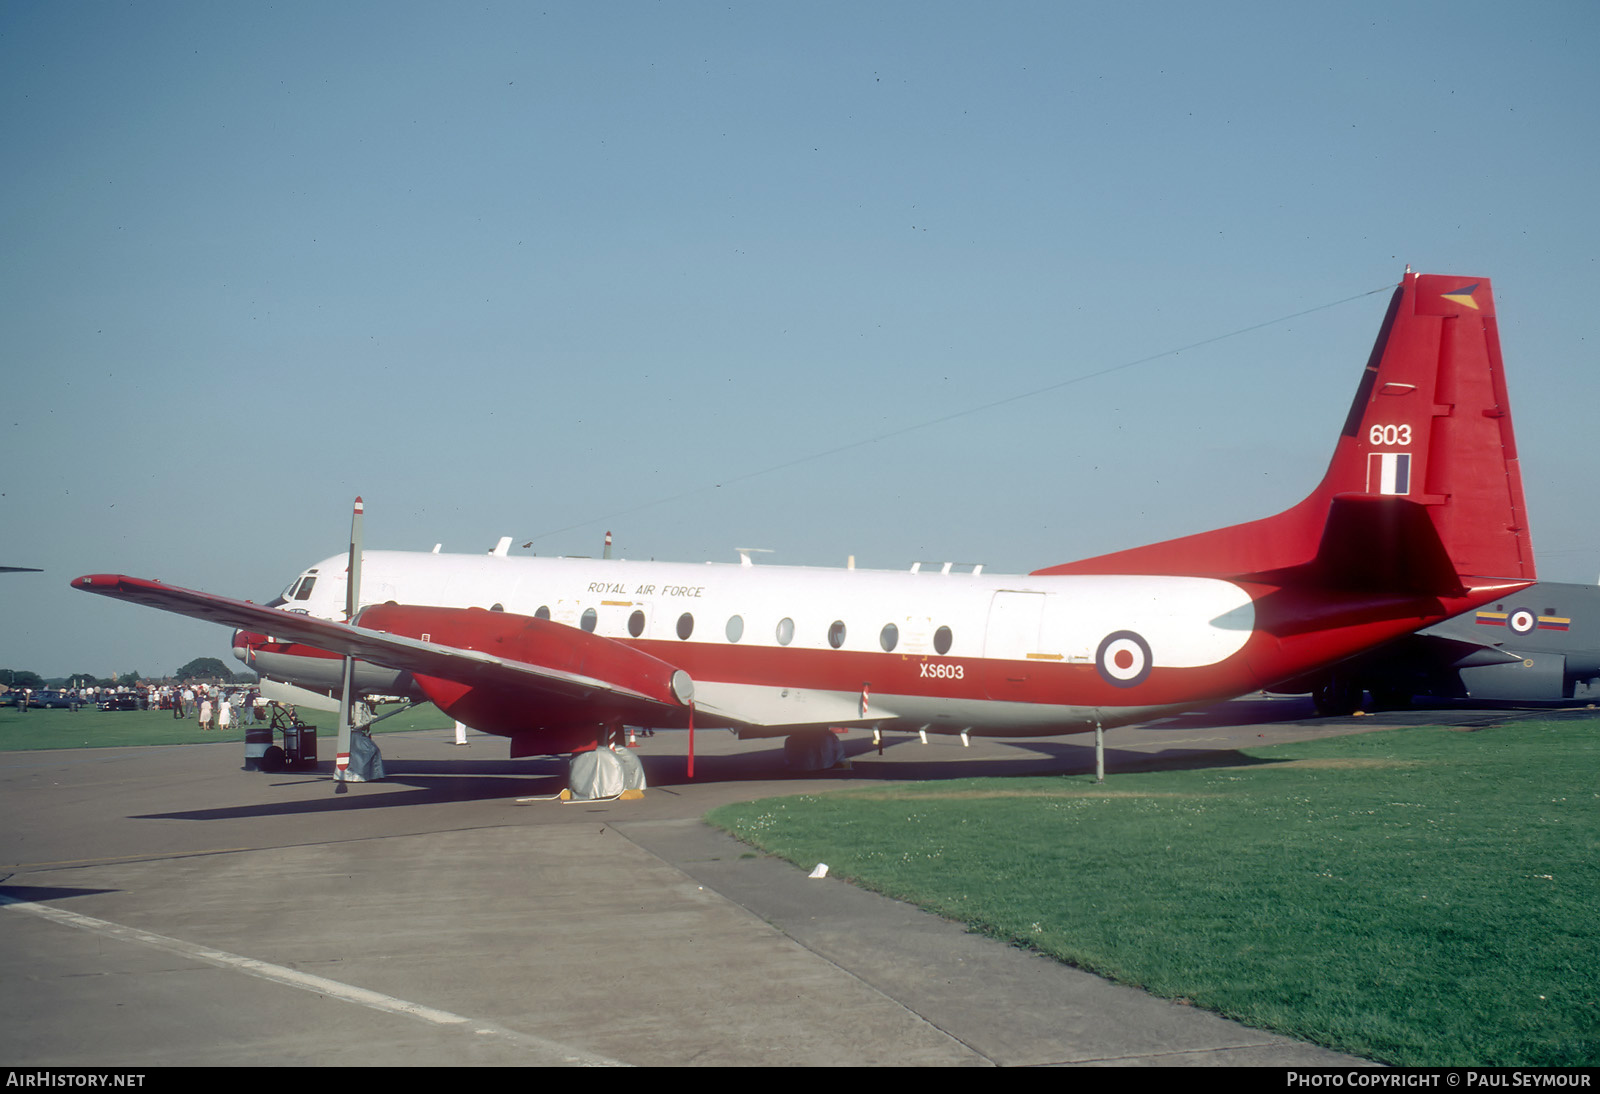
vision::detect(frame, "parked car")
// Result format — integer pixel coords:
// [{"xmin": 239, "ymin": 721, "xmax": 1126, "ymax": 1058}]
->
[
  {"xmin": 99, "ymin": 694, "xmax": 144, "ymax": 711},
  {"xmin": 30, "ymin": 690, "xmax": 80, "ymax": 710}
]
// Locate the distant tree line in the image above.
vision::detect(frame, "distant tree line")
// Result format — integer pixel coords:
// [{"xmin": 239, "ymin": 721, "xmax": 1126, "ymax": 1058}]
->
[
  {"xmin": 1, "ymin": 660, "xmax": 257, "ymax": 690},
  {"xmin": 172, "ymin": 657, "xmax": 247, "ymax": 684}
]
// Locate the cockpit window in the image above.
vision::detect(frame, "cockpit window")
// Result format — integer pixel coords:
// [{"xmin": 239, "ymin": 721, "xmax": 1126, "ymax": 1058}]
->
[{"xmin": 292, "ymin": 576, "xmax": 317, "ymax": 601}]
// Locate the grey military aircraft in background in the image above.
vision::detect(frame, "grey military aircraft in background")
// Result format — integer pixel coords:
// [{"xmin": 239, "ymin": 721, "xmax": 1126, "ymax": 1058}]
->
[{"xmin": 1295, "ymin": 580, "xmax": 1600, "ymax": 713}]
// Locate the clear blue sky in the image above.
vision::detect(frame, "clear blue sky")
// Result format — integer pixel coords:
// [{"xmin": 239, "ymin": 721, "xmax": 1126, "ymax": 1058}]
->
[{"xmin": 3, "ymin": 1, "xmax": 1596, "ymax": 679}]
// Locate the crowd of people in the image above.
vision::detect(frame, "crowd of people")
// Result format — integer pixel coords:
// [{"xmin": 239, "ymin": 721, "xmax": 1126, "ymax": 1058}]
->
[
  {"xmin": 6, "ymin": 683, "xmax": 267, "ymax": 729},
  {"xmin": 147, "ymin": 684, "xmax": 267, "ymax": 730}
]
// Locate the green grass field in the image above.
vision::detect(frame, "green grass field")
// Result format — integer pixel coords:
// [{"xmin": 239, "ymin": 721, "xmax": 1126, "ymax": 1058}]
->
[
  {"xmin": 0, "ymin": 703, "xmax": 452, "ymax": 751},
  {"xmin": 709, "ymin": 721, "xmax": 1599, "ymax": 1066}
]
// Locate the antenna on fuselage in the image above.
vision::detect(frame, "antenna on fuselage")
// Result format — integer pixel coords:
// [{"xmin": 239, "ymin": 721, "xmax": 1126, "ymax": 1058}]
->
[{"xmin": 604, "ymin": 530, "xmax": 612, "ymax": 560}]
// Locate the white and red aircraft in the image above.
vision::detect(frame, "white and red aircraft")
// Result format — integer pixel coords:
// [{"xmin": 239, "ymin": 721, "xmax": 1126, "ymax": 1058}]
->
[{"xmin": 75, "ymin": 272, "xmax": 1536, "ymax": 771}]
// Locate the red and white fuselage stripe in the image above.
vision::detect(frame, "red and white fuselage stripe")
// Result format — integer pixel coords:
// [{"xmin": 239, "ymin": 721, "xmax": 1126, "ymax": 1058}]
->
[{"xmin": 239, "ymin": 548, "xmax": 1495, "ymax": 738}]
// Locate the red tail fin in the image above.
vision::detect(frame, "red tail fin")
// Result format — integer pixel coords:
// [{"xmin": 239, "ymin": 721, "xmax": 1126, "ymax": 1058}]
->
[{"xmin": 1035, "ymin": 272, "xmax": 1535, "ymax": 585}]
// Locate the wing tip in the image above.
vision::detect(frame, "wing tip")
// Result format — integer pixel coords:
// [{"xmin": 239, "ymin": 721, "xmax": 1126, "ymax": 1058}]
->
[{"xmin": 72, "ymin": 573, "xmax": 149, "ymax": 591}]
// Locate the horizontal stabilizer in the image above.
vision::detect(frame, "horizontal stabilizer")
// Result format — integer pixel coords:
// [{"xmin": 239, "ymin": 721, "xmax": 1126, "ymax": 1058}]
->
[{"xmin": 1255, "ymin": 494, "xmax": 1464, "ymax": 597}]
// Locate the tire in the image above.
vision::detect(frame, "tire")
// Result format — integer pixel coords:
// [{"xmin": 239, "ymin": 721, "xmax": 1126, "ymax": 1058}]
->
[
  {"xmin": 1312, "ymin": 678, "xmax": 1363, "ymax": 716},
  {"xmin": 260, "ymin": 745, "xmax": 286, "ymax": 772},
  {"xmin": 1369, "ymin": 686, "xmax": 1412, "ymax": 711}
]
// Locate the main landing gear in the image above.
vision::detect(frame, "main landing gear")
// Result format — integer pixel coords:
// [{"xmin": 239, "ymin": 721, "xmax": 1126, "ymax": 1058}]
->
[
  {"xmin": 565, "ymin": 722, "xmax": 647, "ymax": 800},
  {"xmin": 1311, "ymin": 676, "xmax": 1364, "ymax": 717},
  {"xmin": 783, "ymin": 729, "xmax": 846, "ymax": 772},
  {"xmin": 1310, "ymin": 675, "xmax": 1413, "ymax": 716}
]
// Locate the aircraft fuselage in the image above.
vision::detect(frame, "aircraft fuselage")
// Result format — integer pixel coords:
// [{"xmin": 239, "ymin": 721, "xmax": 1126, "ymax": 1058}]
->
[{"xmin": 238, "ymin": 547, "xmax": 1481, "ymax": 739}]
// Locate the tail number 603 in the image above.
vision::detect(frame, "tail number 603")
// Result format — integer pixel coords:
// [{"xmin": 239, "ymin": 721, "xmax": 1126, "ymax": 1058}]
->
[{"xmin": 1370, "ymin": 423, "xmax": 1412, "ymax": 446}]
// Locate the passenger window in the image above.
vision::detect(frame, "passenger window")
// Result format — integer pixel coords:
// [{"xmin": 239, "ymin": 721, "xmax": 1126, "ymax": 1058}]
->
[
  {"xmin": 581, "ymin": 608, "xmax": 598, "ymax": 633},
  {"xmin": 879, "ymin": 623, "xmax": 898, "ymax": 652},
  {"xmin": 535, "ymin": 605, "xmax": 551, "ymax": 621},
  {"xmin": 934, "ymin": 625, "xmax": 953, "ymax": 655},
  {"xmin": 629, "ymin": 610, "xmax": 645, "ymax": 637},
  {"xmin": 828, "ymin": 621, "xmax": 847, "ymax": 649},
  {"xmin": 726, "ymin": 615, "xmax": 744, "ymax": 643},
  {"xmin": 490, "ymin": 603, "xmax": 504, "ymax": 612},
  {"xmin": 677, "ymin": 613, "xmax": 694, "ymax": 640},
  {"xmin": 776, "ymin": 617, "xmax": 795, "ymax": 646}
]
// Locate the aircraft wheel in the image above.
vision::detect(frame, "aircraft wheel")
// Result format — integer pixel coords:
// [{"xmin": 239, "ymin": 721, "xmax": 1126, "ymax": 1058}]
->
[
  {"xmin": 1369, "ymin": 686, "xmax": 1412, "ymax": 710},
  {"xmin": 1312, "ymin": 678, "xmax": 1363, "ymax": 717},
  {"xmin": 783, "ymin": 729, "xmax": 845, "ymax": 771},
  {"xmin": 260, "ymin": 745, "xmax": 286, "ymax": 772}
]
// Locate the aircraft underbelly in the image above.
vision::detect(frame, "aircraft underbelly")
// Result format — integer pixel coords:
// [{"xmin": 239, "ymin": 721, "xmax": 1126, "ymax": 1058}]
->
[
  {"xmin": 696, "ymin": 679, "xmax": 1193, "ymax": 739},
  {"xmin": 869, "ymin": 692, "xmax": 1192, "ymax": 736}
]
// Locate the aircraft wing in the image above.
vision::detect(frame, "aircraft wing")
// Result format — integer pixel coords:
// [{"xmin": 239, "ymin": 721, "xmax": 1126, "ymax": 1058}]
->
[
  {"xmin": 689, "ymin": 680, "xmax": 889, "ymax": 734},
  {"xmin": 71, "ymin": 575, "xmax": 694, "ymax": 730},
  {"xmin": 72, "ymin": 574, "xmax": 883, "ymax": 737}
]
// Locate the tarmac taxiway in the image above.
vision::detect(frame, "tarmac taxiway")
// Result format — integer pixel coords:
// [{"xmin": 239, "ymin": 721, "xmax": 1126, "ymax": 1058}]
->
[{"xmin": 4, "ymin": 698, "xmax": 1591, "ymax": 1066}]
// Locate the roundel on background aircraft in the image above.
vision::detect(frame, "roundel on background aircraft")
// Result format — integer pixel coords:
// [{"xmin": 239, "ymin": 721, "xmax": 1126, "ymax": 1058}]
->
[
  {"xmin": 1507, "ymin": 608, "xmax": 1536, "ymax": 636},
  {"xmin": 1096, "ymin": 630, "xmax": 1153, "ymax": 688}
]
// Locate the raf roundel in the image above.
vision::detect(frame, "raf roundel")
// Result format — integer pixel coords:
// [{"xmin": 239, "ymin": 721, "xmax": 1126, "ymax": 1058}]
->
[
  {"xmin": 1507, "ymin": 608, "xmax": 1536, "ymax": 636},
  {"xmin": 1095, "ymin": 630, "xmax": 1153, "ymax": 689}
]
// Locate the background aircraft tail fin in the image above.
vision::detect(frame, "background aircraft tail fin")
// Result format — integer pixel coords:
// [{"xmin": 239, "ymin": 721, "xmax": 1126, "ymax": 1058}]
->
[{"xmin": 1035, "ymin": 272, "xmax": 1536, "ymax": 587}]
